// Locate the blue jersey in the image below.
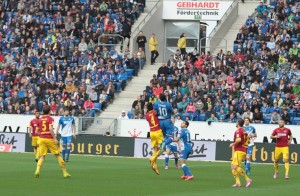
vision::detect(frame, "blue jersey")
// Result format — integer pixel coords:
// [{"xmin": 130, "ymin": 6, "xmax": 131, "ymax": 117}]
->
[
  {"xmin": 58, "ymin": 116, "xmax": 75, "ymax": 137},
  {"xmin": 154, "ymin": 101, "xmax": 173, "ymax": 120},
  {"xmin": 243, "ymin": 125, "xmax": 256, "ymax": 146},
  {"xmin": 177, "ymin": 128, "xmax": 192, "ymax": 151}
]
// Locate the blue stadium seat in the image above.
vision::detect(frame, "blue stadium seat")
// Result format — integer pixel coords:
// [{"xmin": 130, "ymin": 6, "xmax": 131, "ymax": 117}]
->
[
  {"xmin": 292, "ymin": 117, "xmax": 300, "ymax": 125},
  {"xmin": 127, "ymin": 111, "xmax": 133, "ymax": 119},
  {"xmin": 181, "ymin": 113, "xmax": 191, "ymax": 121},
  {"xmin": 92, "ymin": 103, "xmax": 101, "ymax": 113},
  {"xmin": 198, "ymin": 114, "xmax": 206, "ymax": 121}
]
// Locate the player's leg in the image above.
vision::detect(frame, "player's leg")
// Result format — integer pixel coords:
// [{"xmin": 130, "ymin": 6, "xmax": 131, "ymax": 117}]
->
[
  {"xmin": 32, "ymin": 136, "xmax": 38, "ymax": 161},
  {"xmin": 180, "ymin": 150, "xmax": 193, "ymax": 180},
  {"xmin": 172, "ymin": 145, "xmax": 179, "ymax": 168},
  {"xmin": 164, "ymin": 147, "xmax": 171, "ymax": 169},
  {"xmin": 65, "ymin": 136, "xmax": 72, "ymax": 162},
  {"xmin": 245, "ymin": 146, "xmax": 253, "ymax": 175},
  {"xmin": 231, "ymin": 151, "xmax": 241, "ymax": 187},
  {"xmin": 149, "ymin": 131, "xmax": 161, "ymax": 175},
  {"xmin": 61, "ymin": 137, "xmax": 67, "ymax": 161},
  {"xmin": 35, "ymin": 139, "xmax": 47, "ymax": 177},
  {"xmin": 235, "ymin": 152, "xmax": 251, "ymax": 187},
  {"xmin": 273, "ymin": 147, "xmax": 281, "ymax": 179},
  {"xmin": 283, "ymin": 147, "xmax": 290, "ymax": 179}
]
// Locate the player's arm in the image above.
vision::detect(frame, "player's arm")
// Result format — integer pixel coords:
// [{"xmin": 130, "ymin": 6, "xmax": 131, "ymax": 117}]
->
[
  {"xmin": 288, "ymin": 131, "xmax": 293, "ymax": 145},
  {"xmin": 50, "ymin": 124, "xmax": 58, "ymax": 144},
  {"xmin": 229, "ymin": 132, "xmax": 241, "ymax": 147},
  {"xmin": 72, "ymin": 118, "xmax": 76, "ymax": 139},
  {"xmin": 173, "ymin": 130, "xmax": 183, "ymax": 142},
  {"xmin": 55, "ymin": 124, "xmax": 61, "ymax": 136},
  {"xmin": 270, "ymin": 130, "xmax": 279, "ymax": 139},
  {"xmin": 28, "ymin": 125, "xmax": 32, "ymax": 138},
  {"xmin": 251, "ymin": 127, "xmax": 257, "ymax": 138}
]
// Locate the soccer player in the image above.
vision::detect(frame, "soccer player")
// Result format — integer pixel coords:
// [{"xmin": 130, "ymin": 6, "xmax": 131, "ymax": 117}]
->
[
  {"xmin": 230, "ymin": 118, "xmax": 252, "ymax": 188},
  {"xmin": 165, "ymin": 126, "xmax": 179, "ymax": 170},
  {"xmin": 270, "ymin": 119, "xmax": 293, "ymax": 179},
  {"xmin": 34, "ymin": 105, "xmax": 71, "ymax": 178},
  {"xmin": 153, "ymin": 93, "xmax": 174, "ymax": 150},
  {"xmin": 145, "ymin": 103, "xmax": 164, "ymax": 175},
  {"xmin": 173, "ymin": 121, "xmax": 194, "ymax": 181},
  {"xmin": 56, "ymin": 108, "xmax": 76, "ymax": 162},
  {"xmin": 243, "ymin": 117, "xmax": 257, "ymax": 176},
  {"xmin": 28, "ymin": 111, "xmax": 41, "ymax": 162}
]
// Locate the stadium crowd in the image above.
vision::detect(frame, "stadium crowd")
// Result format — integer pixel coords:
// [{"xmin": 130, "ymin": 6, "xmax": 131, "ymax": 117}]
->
[
  {"xmin": 130, "ymin": 1, "xmax": 300, "ymax": 125},
  {"xmin": 0, "ymin": 0, "xmax": 146, "ymax": 117}
]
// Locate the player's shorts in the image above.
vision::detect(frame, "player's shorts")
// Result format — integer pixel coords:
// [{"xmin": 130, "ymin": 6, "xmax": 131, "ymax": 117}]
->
[
  {"xmin": 166, "ymin": 144, "xmax": 178, "ymax": 153},
  {"xmin": 247, "ymin": 145, "xmax": 254, "ymax": 156},
  {"xmin": 150, "ymin": 130, "xmax": 164, "ymax": 148},
  {"xmin": 32, "ymin": 136, "xmax": 39, "ymax": 147},
  {"xmin": 159, "ymin": 119, "xmax": 173, "ymax": 137},
  {"xmin": 231, "ymin": 151, "xmax": 246, "ymax": 166},
  {"xmin": 274, "ymin": 147, "xmax": 289, "ymax": 161},
  {"xmin": 179, "ymin": 149, "xmax": 191, "ymax": 160},
  {"xmin": 38, "ymin": 138, "xmax": 60, "ymax": 156},
  {"xmin": 61, "ymin": 136, "xmax": 73, "ymax": 145}
]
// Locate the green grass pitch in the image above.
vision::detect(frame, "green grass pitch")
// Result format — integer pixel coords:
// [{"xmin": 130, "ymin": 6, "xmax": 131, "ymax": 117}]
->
[{"xmin": 1, "ymin": 153, "xmax": 300, "ymax": 196}]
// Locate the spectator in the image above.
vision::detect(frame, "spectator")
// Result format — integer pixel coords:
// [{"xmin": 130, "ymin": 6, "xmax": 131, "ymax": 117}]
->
[
  {"xmin": 242, "ymin": 108, "xmax": 254, "ymax": 121},
  {"xmin": 253, "ymin": 108, "xmax": 263, "ymax": 123},
  {"xmin": 149, "ymin": 33, "xmax": 159, "ymax": 65},
  {"xmin": 136, "ymin": 31, "xmax": 147, "ymax": 54},
  {"xmin": 206, "ymin": 113, "xmax": 218, "ymax": 122},
  {"xmin": 281, "ymin": 109, "xmax": 291, "ymax": 124},
  {"xmin": 119, "ymin": 110, "xmax": 129, "ymax": 119},
  {"xmin": 185, "ymin": 102, "xmax": 196, "ymax": 113},
  {"xmin": 270, "ymin": 110, "xmax": 281, "ymax": 124},
  {"xmin": 177, "ymin": 33, "xmax": 187, "ymax": 60}
]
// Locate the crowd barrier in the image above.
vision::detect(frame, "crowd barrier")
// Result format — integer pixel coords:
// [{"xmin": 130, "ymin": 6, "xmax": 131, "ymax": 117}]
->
[{"xmin": 3, "ymin": 133, "xmax": 299, "ymax": 164}]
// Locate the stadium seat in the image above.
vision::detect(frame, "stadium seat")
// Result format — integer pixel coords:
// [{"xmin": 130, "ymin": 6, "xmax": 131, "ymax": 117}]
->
[
  {"xmin": 198, "ymin": 114, "xmax": 206, "ymax": 121},
  {"xmin": 92, "ymin": 103, "xmax": 102, "ymax": 113},
  {"xmin": 292, "ymin": 117, "xmax": 300, "ymax": 125},
  {"xmin": 127, "ymin": 111, "xmax": 133, "ymax": 119},
  {"xmin": 125, "ymin": 69, "xmax": 134, "ymax": 79},
  {"xmin": 181, "ymin": 113, "xmax": 192, "ymax": 121}
]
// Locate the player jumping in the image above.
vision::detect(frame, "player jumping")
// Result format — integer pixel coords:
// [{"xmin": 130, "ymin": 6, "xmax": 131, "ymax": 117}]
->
[
  {"xmin": 153, "ymin": 93, "xmax": 174, "ymax": 153},
  {"xmin": 28, "ymin": 111, "xmax": 41, "ymax": 162},
  {"xmin": 243, "ymin": 117, "xmax": 257, "ymax": 176},
  {"xmin": 173, "ymin": 121, "xmax": 194, "ymax": 181},
  {"xmin": 56, "ymin": 108, "xmax": 76, "ymax": 162},
  {"xmin": 165, "ymin": 126, "xmax": 180, "ymax": 170},
  {"xmin": 34, "ymin": 105, "xmax": 71, "ymax": 178},
  {"xmin": 145, "ymin": 103, "xmax": 164, "ymax": 175},
  {"xmin": 270, "ymin": 120, "xmax": 293, "ymax": 179},
  {"xmin": 230, "ymin": 118, "xmax": 252, "ymax": 188}
]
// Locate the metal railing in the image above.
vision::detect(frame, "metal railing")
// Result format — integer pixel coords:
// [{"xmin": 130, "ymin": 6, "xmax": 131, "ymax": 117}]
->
[
  {"xmin": 131, "ymin": 0, "xmax": 162, "ymax": 37},
  {"xmin": 200, "ymin": 37, "xmax": 228, "ymax": 54},
  {"xmin": 208, "ymin": 0, "xmax": 239, "ymax": 38},
  {"xmin": 78, "ymin": 117, "xmax": 118, "ymax": 136},
  {"xmin": 98, "ymin": 34, "xmax": 125, "ymax": 52}
]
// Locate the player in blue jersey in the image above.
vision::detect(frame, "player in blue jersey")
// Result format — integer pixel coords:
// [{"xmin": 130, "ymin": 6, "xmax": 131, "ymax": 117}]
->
[
  {"xmin": 174, "ymin": 121, "xmax": 194, "ymax": 181},
  {"xmin": 153, "ymin": 93, "xmax": 174, "ymax": 153},
  {"xmin": 165, "ymin": 126, "xmax": 180, "ymax": 170},
  {"xmin": 243, "ymin": 117, "xmax": 257, "ymax": 176},
  {"xmin": 55, "ymin": 108, "xmax": 76, "ymax": 162}
]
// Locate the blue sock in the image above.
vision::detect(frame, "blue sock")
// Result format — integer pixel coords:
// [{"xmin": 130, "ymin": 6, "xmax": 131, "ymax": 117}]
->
[
  {"xmin": 182, "ymin": 164, "xmax": 187, "ymax": 176},
  {"xmin": 66, "ymin": 148, "xmax": 71, "ymax": 160},
  {"xmin": 246, "ymin": 161, "xmax": 251, "ymax": 172},
  {"xmin": 62, "ymin": 148, "xmax": 66, "ymax": 160},
  {"xmin": 165, "ymin": 155, "xmax": 169, "ymax": 166},
  {"xmin": 165, "ymin": 137, "xmax": 173, "ymax": 145},
  {"xmin": 183, "ymin": 164, "xmax": 192, "ymax": 176},
  {"xmin": 175, "ymin": 157, "xmax": 178, "ymax": 165}
]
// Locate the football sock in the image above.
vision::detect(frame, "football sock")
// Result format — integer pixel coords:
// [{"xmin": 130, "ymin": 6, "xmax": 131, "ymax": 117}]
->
[
  {"xmin": 165, "ymin": 154, "xmax": 169, "ymax": 166},
  {"xmin": 151, "ymin": 149, "xmax": 157, "ymax": 160},
  {"xmin": 34, "ymin": 148, "xmax": 38, "ymax": 159},
  {"xmin": 36, "ymin": 158, "xmax": 44, "ymax": 173},
  {"xmin": 66, "ymin": 147, "xmax": 71, "ymax": 160},
  {"xmin": 181, "ymin": 164, "xmax": 187, "ymax": 176},
  {"xmin": 182, "ymin": 164, "xmax": 192, "ymax": 176},
  {"xmin": 237, "ymin": 167, "xmax": 250, "ymax": 181},
  {"xmin": 245, "ymin": 160, "xmax": 251, "ymax": 172},
  {"xmin": 57, "ymin": 156, "xmax": 67, "ymax": 173},
  {"xmin": 274, "ymin": 162, "xmax": 279, "ymax": 173},
  {"xmin": 285, "ymin": 162, "xmax": 290, "ymax": 176},
  {"xmin": 175, "ymin": 157, "xmax": 179, "ymax": 165},
  {"xmin": 154, "ymin": 150, "xmax": 161, "ymax": 160},
  {"xmin": 232, "ymin": 169, "xmax": 240, "ymax": 185},
  {"xmin": 62, "ymin": 147, "xmax": 66, "ymax": 160}
]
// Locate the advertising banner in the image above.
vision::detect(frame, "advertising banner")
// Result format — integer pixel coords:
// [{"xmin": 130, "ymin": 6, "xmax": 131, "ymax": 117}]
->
[
  {"xmin": 0, "ymin": 133, "xmax": 26, "ymax": 152},
  {"xmin": 216, "ymin": 141, "xmax": 300, "ymax": 164},
  {"xmin": 25, "ymin": 134, "xmax": 135, "ymax": 157},
  {"xmin": 120, "ymin": 120, "xmax": 300, "ymax": 144},
  {"xmin": 0, "ymin": 144, "xmax": 13, "ymax": 152},
  {"xmin": 163, "ymin": 1, "xmax": 233, "ymax": 21},
  {"xmin": 134, "ymin": 138, "xmax": 216, "ymax": 161}
]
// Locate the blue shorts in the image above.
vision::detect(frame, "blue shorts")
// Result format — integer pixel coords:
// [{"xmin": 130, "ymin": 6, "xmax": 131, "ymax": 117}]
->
[
  {"xmin": 179, "ymin": 149, "xmax": 191, "ymax": 160},
  {"xmin": 61, "ymin": 136, "xmax": 72, "ymax": 145},
  {"xmin": 159, "ymin": 119, "xmax": 173, "ymax": 137},
  {"xmin": 166, "ymin": 144, "xmax": 178, "ymax": 153},
  {"xmin": 247, "ymin": 145, "xmax": 254, "ymax": 155}
]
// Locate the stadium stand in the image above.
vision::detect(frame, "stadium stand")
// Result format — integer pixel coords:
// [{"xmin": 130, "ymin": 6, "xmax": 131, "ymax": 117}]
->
[
  {"xmin": 130, "ymin": 1, "xmax": 300, "ymax": 125},
  {"xmin": 0, "ymin": 0, "xmax": 146, "ymax": 118}
]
